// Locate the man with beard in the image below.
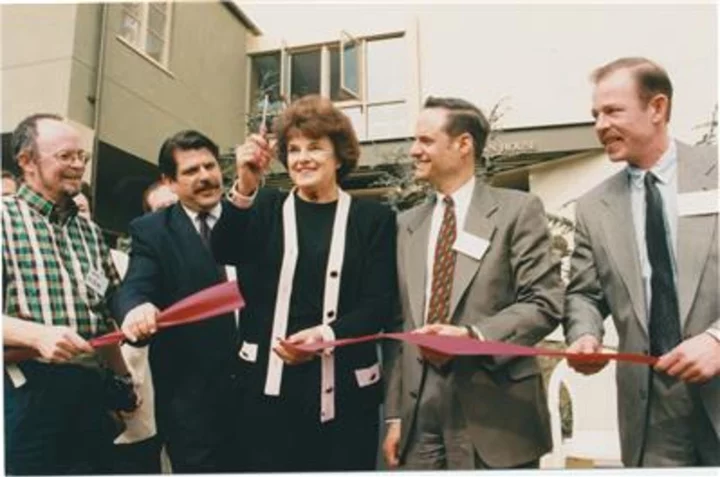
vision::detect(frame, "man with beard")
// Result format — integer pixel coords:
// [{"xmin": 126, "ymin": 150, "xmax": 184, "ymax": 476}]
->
[
  {"xmin": 3, "ymin": 114, "xmax": 132, "ymax": 474},
  {"xmin": 115, "ymin": 130, "xmax": 243, "ymax": 472}
]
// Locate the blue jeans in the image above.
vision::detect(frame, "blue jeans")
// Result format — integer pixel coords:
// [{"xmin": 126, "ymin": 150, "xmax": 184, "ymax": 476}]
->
[{"xmin": 4, "ymin": 361, "xmax": 115, "ymax": 475}]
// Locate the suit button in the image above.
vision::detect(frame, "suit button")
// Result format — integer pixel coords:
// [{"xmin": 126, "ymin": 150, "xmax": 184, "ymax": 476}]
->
[
  {"xmin": 409, "ymin": 390, "xmax": 418, "ymax": 399},
  {"xmin": 416, "ymin": 356, "xmax": 423, "ymax": 364}
]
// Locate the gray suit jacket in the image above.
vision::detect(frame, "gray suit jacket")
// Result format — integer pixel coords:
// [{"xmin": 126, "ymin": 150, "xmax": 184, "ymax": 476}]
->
[
  {"xmin": 384, "ymin": 180, "xmax": 564, "ymax": 468},
  {"xmin": 564, "ymin": 142, "xmax": 719, "ymax": 466}
]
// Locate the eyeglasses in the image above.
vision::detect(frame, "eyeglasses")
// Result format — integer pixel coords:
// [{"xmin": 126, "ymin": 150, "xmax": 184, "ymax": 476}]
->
[{"xmin": 52, "ymin": 149, "xmax": 91, "ymax": 165}]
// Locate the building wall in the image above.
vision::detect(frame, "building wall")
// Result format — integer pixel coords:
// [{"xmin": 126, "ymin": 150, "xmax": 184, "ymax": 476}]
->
[
  {"xmin": 89, "ymin": 2, "xmax": 250, "ymax": 234},
  {"xmin": 3, "ymin": 3, "xmax": 252, "ymax": 235},
  {"xmin": 1, "ymin": 4, "xmax": 77, "ymax": 130},
  {"xmin": 93, "ymin": 2, "xmax": 248, "ymax": 163},
  {"xmin": 66, "ymin": 3, "xmax": 102, "ymax": 131},
  {"xmin": 530, "ymin": 151, "xmax": 625, "ymax": 221}
]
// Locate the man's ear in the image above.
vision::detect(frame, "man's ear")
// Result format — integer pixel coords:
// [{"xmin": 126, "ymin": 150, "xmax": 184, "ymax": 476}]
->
[
  {"xmin": 455, "ymin": 132, "xmax": 474, "ymax": 158},
  {"xmin": 16, "ymin": 150, "xmax": 34, "ymax": 176},
  {"xmin": 648, "ymin": 94, "xmax": 669, "ymax": 124}
]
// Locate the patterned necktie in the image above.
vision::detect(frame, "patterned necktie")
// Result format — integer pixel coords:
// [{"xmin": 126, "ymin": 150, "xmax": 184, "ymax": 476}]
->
[
  {"xmin": 427, "ymin": 196, "xmax": 457, "ymax": 324},
  {"xmin": 644, "ymin": 172, "xmax": 682, "ymax": 356}
]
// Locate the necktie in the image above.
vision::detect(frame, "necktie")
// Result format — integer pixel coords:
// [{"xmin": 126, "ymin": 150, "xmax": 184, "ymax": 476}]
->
[
  {"xmin": 644, "ymin": 172, "xmax": 682, "ymax": 356},
  {"xmin": 427, "ymin": 196, "xmax": 457, "ymax": 324},
  {"xmin": 198, "ymin": 212, "xmax": 226, "ymax": 280},
  {"xmin": 197, "ymin": 212, "xmax": 212, "ymax": 249}
]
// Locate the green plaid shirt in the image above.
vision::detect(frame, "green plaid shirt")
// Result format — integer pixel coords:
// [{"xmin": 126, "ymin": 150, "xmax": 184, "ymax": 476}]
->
[{"xmin": 2, "ymin": 185, "xmax": 120, "ymax": 338}]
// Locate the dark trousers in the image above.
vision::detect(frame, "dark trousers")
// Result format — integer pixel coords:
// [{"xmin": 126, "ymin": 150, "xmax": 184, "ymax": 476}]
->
[
  {"xmin": 155, "ymin": 370, "xmax": 244, "ymax": 473},
  {"xmin": 111, "ymin": 435, "xmax": 162, "ymax": 474},
  {"xmin": 4, "ymin": 362, "xmax": 115, "ymax": 475},
  {"xmin": 241, "ymin": 392, "xmax": 379, "ymax": 472}
]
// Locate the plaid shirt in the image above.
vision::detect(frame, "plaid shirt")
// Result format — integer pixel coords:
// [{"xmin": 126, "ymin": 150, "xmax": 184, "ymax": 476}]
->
[{"xmin": 2, "ymin": 185, "xmax": 120, "ymax": 338}]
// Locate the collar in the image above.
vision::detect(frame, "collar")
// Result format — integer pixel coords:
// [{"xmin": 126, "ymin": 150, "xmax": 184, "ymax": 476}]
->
[
  {"xmin": 17, "ymin": 184, "xmax": 79, "ymax": 224},
  {"xmin": 435, "ymin": 175, "xmax": 476, "ymax": 207},
  {"xmin": 627, "ymin": 139, "xmax": 677, "ymax": 188},
  {"xmin": 181, "ymin": 201, "xmax": 222, "ymax": 223}
]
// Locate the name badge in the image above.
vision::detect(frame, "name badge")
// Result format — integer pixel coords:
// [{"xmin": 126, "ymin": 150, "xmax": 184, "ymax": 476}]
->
[
  {"xmin": 678, "ymin": 190, "xmax": 719, "ymax": 217},
  {"xmin": 452, "ymin": 230, "xmax": 489, "ymax": 261},
  {"xmin": 86, "ymin": 268, "xmax": 110, "ymax": 297}
]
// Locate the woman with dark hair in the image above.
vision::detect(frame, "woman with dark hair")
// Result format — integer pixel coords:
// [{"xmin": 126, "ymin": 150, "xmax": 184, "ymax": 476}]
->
[{"xmin": 212, "ymin": 95, "xmax": 397, "ymax": 471}]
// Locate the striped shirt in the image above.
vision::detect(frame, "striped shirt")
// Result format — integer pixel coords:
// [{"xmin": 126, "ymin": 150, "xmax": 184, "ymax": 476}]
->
[{"xmin": 2, "ymin": 185, "xmax": 120, "ymax": 338}]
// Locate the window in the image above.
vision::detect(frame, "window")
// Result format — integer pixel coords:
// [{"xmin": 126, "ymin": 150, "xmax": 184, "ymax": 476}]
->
[
  {"xmin": 248, "ymin": 32, "xmax": 414, "ymax": 141},
  {"xmin": 249, "ymin": 53, "xmax": 282, "ymax": 103},
  {"xmin": 248, "ymin": 53, "xmax": 283, "ymax": 133},
  {"xmin": 119, "ymin": 2, "xmax": 173, "ymax": 65},
  {"xmin": 339, "ymin": 31, "xmax": 360, "ymax": 100},
  {"xmin": 289, "ymin": 50, "xmax": 321, "ymax": 100}
]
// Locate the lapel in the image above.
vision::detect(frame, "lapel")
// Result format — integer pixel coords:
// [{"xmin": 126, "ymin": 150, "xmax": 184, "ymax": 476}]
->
[
  {"xmin": 599, "ymin": 172, "xmax": 648, "ymax": 335},
  {"xmin": 167, "ymin": 203, "xmax": 220, "ymax": 283},
  {"xmin": 449, "ymin": 181, "xmax": 497, "ymax": 320},
  {"xmin": 402, "ymin": 200, "xmax": 433, "ymax": 328},
  {"xmin": 675, "ymin": 142, "xmax": 718, "ymax": 329}
]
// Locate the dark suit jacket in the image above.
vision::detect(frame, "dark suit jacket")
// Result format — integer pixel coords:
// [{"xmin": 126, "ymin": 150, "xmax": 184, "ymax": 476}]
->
[
  {"xmin": 211, "ymin": 188, "xmax": 398, "ymax": 419},
  {"xmin": 385, "ymin": 180, "xmax": 564, "ymax": 468},
  {"xmin": 114, "ymin": 202, "xmax": 238, "ymax": 394},
  {"xmin": 564, "ymin": 142, "xmax": 719, "ymax": 466}
]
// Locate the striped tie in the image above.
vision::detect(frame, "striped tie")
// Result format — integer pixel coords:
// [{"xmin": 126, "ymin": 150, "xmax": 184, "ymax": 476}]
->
[{"xmin": 427, "ymin": 196, "xmax": 457, "ymax": 324}]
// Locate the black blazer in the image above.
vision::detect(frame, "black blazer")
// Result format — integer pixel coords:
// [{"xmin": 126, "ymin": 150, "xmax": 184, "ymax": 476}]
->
[
  {"xmin": 212, "ymin": 189, "xmax": 398, "ymax": 418},
  {"xmin": 114, "ymin": 202, "xmax": 238, "ymax": 389}
]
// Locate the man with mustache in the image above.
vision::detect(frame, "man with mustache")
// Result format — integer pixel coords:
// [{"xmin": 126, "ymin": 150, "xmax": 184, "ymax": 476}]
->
[
  {"xmin": 564, "ymin": 57, "xmax": 719, "ymax": 466},
  {"xmin": 2, "ymin": 114, "xmax": 132, "ymax": 474},
  {"xmin": 115, "ymin": 130, "xmax": 243, "ymax": 472}
]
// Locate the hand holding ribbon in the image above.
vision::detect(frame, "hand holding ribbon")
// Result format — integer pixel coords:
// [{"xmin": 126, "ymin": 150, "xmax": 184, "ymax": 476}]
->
[
  {"xmin": 284, "ymin": 331, "xmax": 658, "ymax": 366},
  {"xmin": 4, "ymin": 281, "xmax": 245, "ymax": 363}
]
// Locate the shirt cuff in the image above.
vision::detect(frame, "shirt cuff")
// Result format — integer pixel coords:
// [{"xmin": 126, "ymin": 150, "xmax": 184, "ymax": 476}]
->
[
  {"xmin": 226, "ymin": 179, "xmax": 261, "ymax": 209},
  {"xmin": 705, "ymin": 328, "xmax": 720, "ymax": 344},
  {"xmin": 466, "ymin": 325, "xmax": 485, "ymax": 341},
  {"xmin": 318, "ymin": 324, "xmax": 336, "ymax": 355}
]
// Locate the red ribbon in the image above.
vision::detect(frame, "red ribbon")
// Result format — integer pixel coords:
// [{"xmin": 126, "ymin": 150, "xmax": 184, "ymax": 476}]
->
[
  {"xmin": 4, "ymin": 281, "xmax": 245, "ymax": 363},
  {"xmin": 291, "ymin": 331, "xmax": 658, "ymax": 366}
]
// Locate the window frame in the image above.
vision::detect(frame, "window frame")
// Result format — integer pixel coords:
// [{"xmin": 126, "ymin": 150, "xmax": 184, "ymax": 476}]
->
[
  {"xmin": 119, "ymin": 2, "xmax": 173, "ymax": 67},
  {"xmin": 247, "ymin": 30, "xmax": 413, "ymax": 141},
  {"xmin": 339, "ymin": 30, "xmax": 361, "ymax": 101}
]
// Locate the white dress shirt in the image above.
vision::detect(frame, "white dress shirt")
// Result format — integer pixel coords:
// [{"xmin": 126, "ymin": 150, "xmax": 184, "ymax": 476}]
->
[
  {"xmin": 424, "ymin": 176, "xmax": 476, "ymax": 324},
  {"xmin": 181, "ymin": 202, "xmax": 223, "ymax": 234},
  {"xmin": 627, "ymin": 140, "xmax": 678, "ymax": 316}
]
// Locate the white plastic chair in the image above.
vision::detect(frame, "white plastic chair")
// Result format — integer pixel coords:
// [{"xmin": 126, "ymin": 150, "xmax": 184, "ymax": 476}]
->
[{"xmin": 542, "ymin": 358, "xmax": 623, "ymax": 468}]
